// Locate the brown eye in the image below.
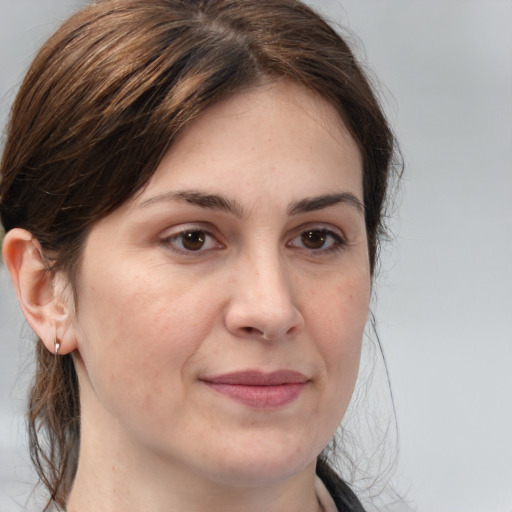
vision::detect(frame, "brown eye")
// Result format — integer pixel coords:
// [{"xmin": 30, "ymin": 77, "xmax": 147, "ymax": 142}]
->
[
  {"xmin": 301, "ymin": 230, "xmax": 327, "ymax": 249},
  {"xmin": 181, "ymin": 231, "xmax": 206, "ymax": 251},
  {"xmin": 163, "ymin": 229, "xmax": 222, "ymax": 254},
  {"xmin": 288, "ymin": 228, "xmax": 345, "ymax": 254}
]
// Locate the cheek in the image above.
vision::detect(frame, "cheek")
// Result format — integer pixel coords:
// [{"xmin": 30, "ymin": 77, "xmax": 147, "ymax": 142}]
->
[
  {"xmin": 73, "ymin": 260, "xmax": 220, "ymax": 412},
  {"xmin": 291, "ymin": 274, "xmax": 369, "ymax": 455},
  {"xmin": 307, "ymin": 273, "xmax": 370, "ymax": 391},
  {"xmin": 309, "ymin": 271, "xmax": 369, "ymax": 341}
]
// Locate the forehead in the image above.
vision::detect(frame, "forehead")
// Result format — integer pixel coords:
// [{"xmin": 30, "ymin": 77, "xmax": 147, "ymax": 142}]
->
[{"xmin": 135, "ymin": 80, "xmax": 363, "ymax": 210}]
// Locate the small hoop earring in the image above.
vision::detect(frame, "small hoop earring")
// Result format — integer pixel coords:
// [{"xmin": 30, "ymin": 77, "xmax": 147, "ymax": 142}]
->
[{"xmin": 54, "ymin": 338, "xmax": 61, "ymax": 356}]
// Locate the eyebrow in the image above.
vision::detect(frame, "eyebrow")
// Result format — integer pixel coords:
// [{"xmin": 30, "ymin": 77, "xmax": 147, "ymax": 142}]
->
[
  {"xmin": 139, "ymin": 190, "xmax": 245, "ymax": 218},
  {"xmin": 288, "ymin": 192, "xmax": 365, "ymax": 216},
  {"xmin": 138, "ymin": 189, "xmax": 364, "ymax": 217}
]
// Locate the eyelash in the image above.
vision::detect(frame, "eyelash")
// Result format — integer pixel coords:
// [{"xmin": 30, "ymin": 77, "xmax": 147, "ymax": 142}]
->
[{"xmin": 160, "ymin": 226, "xmax": 347, "ymax": 256}]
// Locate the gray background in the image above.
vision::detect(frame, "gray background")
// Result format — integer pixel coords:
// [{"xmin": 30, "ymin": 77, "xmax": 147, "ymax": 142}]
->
[{"xmin": 1, "ymin": 1, "xmax": 511, "ymax": 511}]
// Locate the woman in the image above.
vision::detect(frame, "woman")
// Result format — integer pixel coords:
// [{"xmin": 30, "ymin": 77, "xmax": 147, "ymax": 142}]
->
[{"xmin": 0, "ymin": 0, "xmax": 397, "ymax": 511}]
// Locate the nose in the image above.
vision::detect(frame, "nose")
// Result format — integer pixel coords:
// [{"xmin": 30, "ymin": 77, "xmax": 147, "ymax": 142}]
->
[{"xmin": 224, "ymin": 249, "xmax": 305, "ymax": 342}]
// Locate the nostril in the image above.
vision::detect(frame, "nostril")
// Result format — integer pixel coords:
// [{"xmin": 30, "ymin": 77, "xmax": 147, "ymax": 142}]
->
[{"xmin": 242, "ymin": 326, "xmax": 260, "ymax": 335}]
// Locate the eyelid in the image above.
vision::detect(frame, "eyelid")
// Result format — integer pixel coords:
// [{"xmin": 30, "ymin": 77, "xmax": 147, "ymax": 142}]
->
[
  {"xmin": 287, "ymin": 222, "xmax": 347, "ymax": 240},
  {"xmin": 159, "ymin": 222, "xmax": 216, "ymax": 238}
]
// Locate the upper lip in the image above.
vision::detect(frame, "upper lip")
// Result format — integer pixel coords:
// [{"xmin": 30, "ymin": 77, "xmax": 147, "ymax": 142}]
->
[{"xmin": 201, "ymin": 370, "xmax": 308, "ymax": 386}]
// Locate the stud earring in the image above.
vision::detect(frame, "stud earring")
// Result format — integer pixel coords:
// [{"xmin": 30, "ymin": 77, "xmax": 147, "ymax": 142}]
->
[{"xmin": 54, "ymin": 338, "xmax": 61, "ymax": 356}]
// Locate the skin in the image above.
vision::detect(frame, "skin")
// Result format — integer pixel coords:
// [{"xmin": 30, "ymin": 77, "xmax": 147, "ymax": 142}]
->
[{"xmin": 4, "ymin": 81, "xmax": 370, "ymax": 512}]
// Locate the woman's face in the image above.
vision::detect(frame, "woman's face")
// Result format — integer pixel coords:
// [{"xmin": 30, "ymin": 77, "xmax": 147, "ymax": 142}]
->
[{"xmin": 69, "ymin": 81, "xmax": 370, "ymax": 486}]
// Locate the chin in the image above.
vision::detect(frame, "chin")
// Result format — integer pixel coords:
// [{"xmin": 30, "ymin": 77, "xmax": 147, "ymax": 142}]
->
[{"xmin": 195, "ymin": 438, "xmax": 320, "ymax": 488}]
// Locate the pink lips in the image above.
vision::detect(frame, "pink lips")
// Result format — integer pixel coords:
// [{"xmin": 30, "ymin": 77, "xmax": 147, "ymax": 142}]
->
[{"xmin": 201, "ymin": 370, "xmax": 308, "ymax": 409}]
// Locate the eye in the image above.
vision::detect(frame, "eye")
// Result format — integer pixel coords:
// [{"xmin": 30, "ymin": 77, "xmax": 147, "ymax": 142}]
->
[
  {"xmin": 288, "ymin": 228, "xmax": 346, "ymax": 253},
  {"xmin": 161, "ymin": 229, "xmax": 223, "ymax": 253}
]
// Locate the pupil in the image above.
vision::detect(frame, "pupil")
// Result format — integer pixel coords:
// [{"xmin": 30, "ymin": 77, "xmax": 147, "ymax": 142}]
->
[
  {"xmin": 301, "ymin": 230, "xmax": 326, "ymax": 249},
  {"xmin": 183, "ymin": 231, "xmax": 205, "ymax": 251}
]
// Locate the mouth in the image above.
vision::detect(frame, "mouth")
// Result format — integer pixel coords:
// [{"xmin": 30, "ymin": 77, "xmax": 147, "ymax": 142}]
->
[{"xmin": 200, "ymin": 370, "xmax": 308, "ymax": 409}]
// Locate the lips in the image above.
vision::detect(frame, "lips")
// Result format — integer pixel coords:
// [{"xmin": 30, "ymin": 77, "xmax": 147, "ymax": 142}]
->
[{"xmin": 201, "ymin": 370, "xmax": 308, "ymax": 408}]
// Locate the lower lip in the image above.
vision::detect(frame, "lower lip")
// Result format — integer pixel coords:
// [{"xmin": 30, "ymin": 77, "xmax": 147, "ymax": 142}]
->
[{"xmin": 204, "ymin": 382, "xmax": 306, "ymax": 408}]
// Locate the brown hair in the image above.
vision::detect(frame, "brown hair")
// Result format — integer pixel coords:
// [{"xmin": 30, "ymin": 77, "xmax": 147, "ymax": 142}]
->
[{"xmin": 0, "ymin": 0, "xmax": 397, "ymax": 509}]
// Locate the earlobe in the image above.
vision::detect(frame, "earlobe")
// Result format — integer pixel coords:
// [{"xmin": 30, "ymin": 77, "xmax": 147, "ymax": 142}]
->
[{"xmin": 2, "ymin": 228, "xmax": 77, "ymax": 354}]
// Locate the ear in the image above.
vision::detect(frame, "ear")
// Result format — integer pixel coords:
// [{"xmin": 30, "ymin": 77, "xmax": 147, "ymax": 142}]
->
[{"xmin": 2, "ymin": 228, "xmax": 78, "ymax": 355}]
